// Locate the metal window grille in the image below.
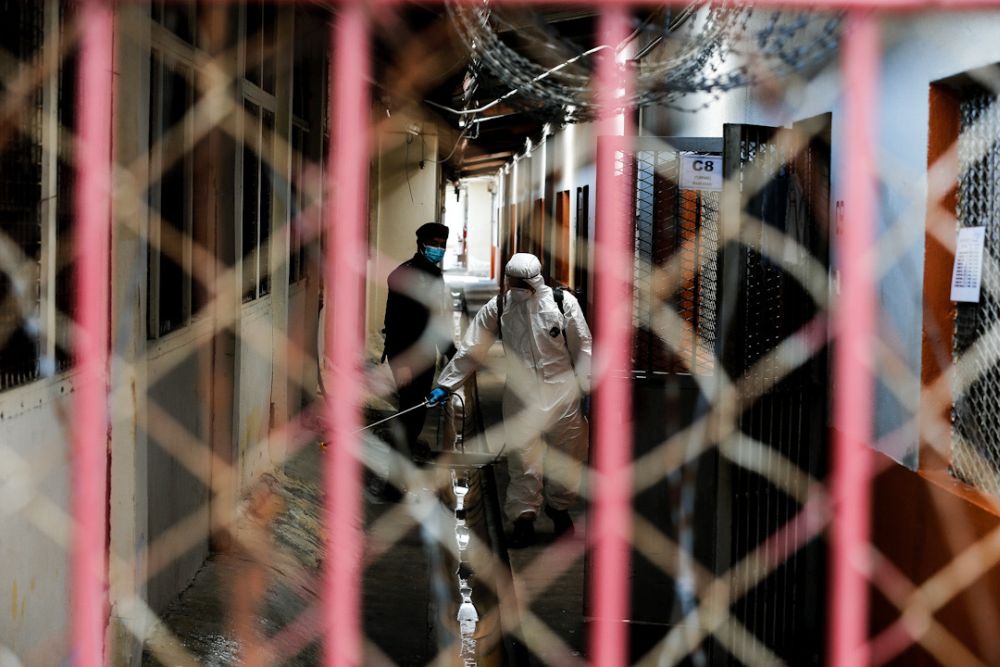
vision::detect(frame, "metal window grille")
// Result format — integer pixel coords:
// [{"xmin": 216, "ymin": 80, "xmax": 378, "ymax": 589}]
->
[
  {"xmin": 0, "ymin": 0, "xmax": 44, "ymax": 391},
  {"xmin": 147, "ymin": 51, "xmax": 195, "ymax": 337},
  {"xmin": 952, "ymin": 89, "xmax": 1000, "ymax": 495},
  {"xmin": 723, "ymin": 122, "xmax": 830, "ymax": 664},
  {"xmin": 55, "ymin": 0, "xmax": 78, "ymax": 370},
  {"xmin": 244, "ymin": 1, "xmax": 277, "ymax": 94},
  {"xmin": 290, "ymin": 123, "xmax": 307, "ymax": 284},
  {"xmin": 241, "ymin": 101, "xmax": 275, "ymax": 301},
  {"xmin": 152, "ymin": 0, "xmax": 198, "ymax": 45}
]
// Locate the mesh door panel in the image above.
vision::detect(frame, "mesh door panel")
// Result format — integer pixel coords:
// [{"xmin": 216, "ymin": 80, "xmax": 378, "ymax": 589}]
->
[
  {"xmin": 631, "ymin": 148, "xmax": 719, "ymax": 377},
  {"xmin": 952, "ymin": 91, "xmax": 1000, "ymax": 494}
]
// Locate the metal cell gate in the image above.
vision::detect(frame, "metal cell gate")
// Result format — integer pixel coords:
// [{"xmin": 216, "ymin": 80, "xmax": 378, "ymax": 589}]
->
[
  {"xmin": 618, "ymin": 122, "xmax": 831, "ymax": 663},
  {"xmin": 632, "ymin": 138, "xmax": 722, "ymax": 379},
  {"xmin": 718, "ymin": 117, "xmax": 831, "ymax": 664},
  {"xmin": 952, "ymin": 89, "xmax": 1000, "ymax": 495},
  {"xmin": 623, "ymin": 138, "xmax": 727, "ymax": 658}
]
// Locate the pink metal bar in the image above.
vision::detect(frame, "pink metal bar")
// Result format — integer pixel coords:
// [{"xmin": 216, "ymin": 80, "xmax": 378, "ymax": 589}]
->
[
  {"xmin": 189, "ymin": 0, "xmax": 1000, "ymax": 12},
  {"xmin": 323, "ymin": 4, "xmax": 371, "ymax": 666},
  {"xmin": 72, "ymin": 1, "xmax": 113, "ymax": 664},
  {"xmin": 830, "ymin": 11, "xmax": 879, "ymax": 667},
  {"xmin": 589, "ymin": 8, "xmax": 635, "ymax": 667}
]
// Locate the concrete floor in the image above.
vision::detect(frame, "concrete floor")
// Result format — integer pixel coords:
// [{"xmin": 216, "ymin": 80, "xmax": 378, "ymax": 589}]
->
[
  {"xmin": 143, "ymin": 280, "xmax": 589, "ymax": 666},
  {"xmin": 472, "ymin": 344, "xmax": 588, "ymax": 667}
]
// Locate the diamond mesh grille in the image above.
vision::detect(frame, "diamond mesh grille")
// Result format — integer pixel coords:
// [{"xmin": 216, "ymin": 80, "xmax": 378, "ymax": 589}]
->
[
  {"xmin": 952, "ymin": 90, "xmax": 1000, "ymax": 494},
  {"xmin": 724, "ymin": 123, "xmax": 829, "ymax": 663},
  {"xmin": 631, "ymin": 148, "xmax": 720, "ymax": 377},
  {"xmin": 5, "ymin": 5, "xmax": 989, "ymax": 667}
]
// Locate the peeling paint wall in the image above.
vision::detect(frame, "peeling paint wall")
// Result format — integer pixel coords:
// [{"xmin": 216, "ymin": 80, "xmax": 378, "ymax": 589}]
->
[
  {"xmin": 287, "ymin": 284, "xmax": 315, "ymax": 416},
  {"xmin": 236, "ymin": 299, "xmax": 277, "ymax": 491},
  {"xmin": 0, "ymin": 377, "xmax": 73, "ymax": 663},
  {"xmin": 145, "ymin": 332, "xmax": 214, "ymax": 613},
  {"xmin": 0, "ymin": 5, "xmax": 325, "ymax": 662},
  {"xmin": 366, "ymin": 119, "xmax": 443, "ymax": 358}
]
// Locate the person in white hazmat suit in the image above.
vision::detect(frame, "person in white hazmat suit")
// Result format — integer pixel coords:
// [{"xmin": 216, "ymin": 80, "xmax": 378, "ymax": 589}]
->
[{"xmin": 427, "ymin": 253, "xmax": 592, "ymax": 547}]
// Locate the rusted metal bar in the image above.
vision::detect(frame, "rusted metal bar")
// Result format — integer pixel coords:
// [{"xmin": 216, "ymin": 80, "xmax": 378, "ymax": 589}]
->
[
  {"xmin": 589, "ymin": 7, "xmax": 635, "ymax": 667},
  {"xmin": 72, "ymin": 0, "xmax": 113, "ymax": 664},
  {"xmin": 323, "ymin": 3, "xmax": 371, "ymax": 666},
  {"xmin": 830, "ymin": 11, "xmax": 879, "ymax": 667}
]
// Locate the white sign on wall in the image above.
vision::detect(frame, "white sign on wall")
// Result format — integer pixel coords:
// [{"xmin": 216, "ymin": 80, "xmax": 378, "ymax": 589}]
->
[
  {"xmin": 679, "ymin": 154, "xmax": 723, "ymax": 192},
  {"xmin": 951, "ymin": 226, "xmax": 986, "ymax": 303}
]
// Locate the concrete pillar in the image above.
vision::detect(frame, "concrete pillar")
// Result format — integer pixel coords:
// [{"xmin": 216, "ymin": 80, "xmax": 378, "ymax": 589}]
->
[{"xmin": 107, "ymin": 4, "xmax": 151, "ymax": 664}]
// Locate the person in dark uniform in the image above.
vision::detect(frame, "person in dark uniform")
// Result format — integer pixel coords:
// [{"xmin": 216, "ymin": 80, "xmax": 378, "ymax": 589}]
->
[{"xmin": 383, "ymin": 222, "xmax": 454, "ymax": 462}]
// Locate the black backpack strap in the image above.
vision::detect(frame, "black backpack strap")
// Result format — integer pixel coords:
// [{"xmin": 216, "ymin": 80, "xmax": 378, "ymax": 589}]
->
[
  {"xmin": 496, "ymin": 290, "xmax": 504, "ymax": 340},
  {"xmin": 551, "ymin": 286, "xmax": 575, "ymax": 369}
]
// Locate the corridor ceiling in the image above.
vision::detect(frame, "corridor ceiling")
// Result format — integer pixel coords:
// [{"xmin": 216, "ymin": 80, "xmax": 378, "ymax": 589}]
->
[
  {"xmin": 372, "ymin": 3, "xmax": 600, "ymax": 181},
  {"xmin": 370, "ymin": 3, "xmax": 841, "ymax": 181}
]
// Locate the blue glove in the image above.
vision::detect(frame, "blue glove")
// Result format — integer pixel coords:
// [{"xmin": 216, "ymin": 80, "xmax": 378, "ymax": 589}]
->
[{"xmin": 426, "ymin": 388, "xmax": 448, "ymax": 406}]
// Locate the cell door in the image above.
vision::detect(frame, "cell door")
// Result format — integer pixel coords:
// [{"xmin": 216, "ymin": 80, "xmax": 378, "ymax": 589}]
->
[
  {"xmin": 622, "ymin": 137, "xmax": 730, "ymax": 659},
  {"xmin": 715, "ymin": 113, "xmax": 832, "ymax": 665},
  {"xmin": 616, "ymin": 119, "xmax": 831, "ymax": 663}
]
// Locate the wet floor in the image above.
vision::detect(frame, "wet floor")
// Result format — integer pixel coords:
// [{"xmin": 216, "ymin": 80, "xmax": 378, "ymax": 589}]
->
[{"xmin": 143, "ymin": 284, "xmax": 588, "ymax": 666}]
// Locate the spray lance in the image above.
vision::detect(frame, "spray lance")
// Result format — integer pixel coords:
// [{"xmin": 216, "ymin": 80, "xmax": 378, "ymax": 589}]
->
[{"xmin": 353, "ymin": 399, "xmax": 431, "ymax": 434}]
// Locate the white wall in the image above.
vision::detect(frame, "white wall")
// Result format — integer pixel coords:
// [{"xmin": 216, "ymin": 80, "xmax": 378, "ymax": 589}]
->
[
  {"xmin": 235, "ymin": 301, "xmax": 277, "ymax": 490},
  {"xmin": 0, "ymin": 377, "xmax": 73, "ymax": 664},
  {"xmin": 367, "ymin": 119, "xmax": 443, "ymax": 357},
  {"xmin": 495, "ymin": 121, "xmax": 597, "ymax": 291},
  {"xmin": 145, "ymin": 328, "xmax": 213, "ymax": 612},
  {"xmin": 444, "ymin": 178, "xmax": 495, "ymax": 276},
  {"xmin": 443, "ymin": 183, "xmax": 465, "ymax": 271},
  {"xmin": 464, "ymin": 179, "xmax": 495, "ymax": 276},
  {"xmin": 642, "ymin": 13, "xmax": 1000, "ymax": 467}
]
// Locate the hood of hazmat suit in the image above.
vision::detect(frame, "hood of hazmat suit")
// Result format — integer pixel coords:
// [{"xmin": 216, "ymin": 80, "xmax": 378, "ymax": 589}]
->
[{"xmin": 505, "ymin": 253, "xmax": 545, "ymax": 303}]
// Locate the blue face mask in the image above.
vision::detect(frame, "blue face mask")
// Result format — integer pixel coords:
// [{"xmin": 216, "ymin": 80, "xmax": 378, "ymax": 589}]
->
[{"xmin": 422, "ymin": 246, "xmax": 445, "ymax": 263}]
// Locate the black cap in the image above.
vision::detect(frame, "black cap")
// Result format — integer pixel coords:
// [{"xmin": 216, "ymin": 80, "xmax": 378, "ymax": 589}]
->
[{"xmin": 416, "ymin": 222, "xmax": 449, "ymax": 241}]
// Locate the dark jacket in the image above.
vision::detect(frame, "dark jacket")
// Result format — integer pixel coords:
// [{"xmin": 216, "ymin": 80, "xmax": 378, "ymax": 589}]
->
[{"xmin": 383, "ymin": 252, "xmax": 454, "ymax": 361}]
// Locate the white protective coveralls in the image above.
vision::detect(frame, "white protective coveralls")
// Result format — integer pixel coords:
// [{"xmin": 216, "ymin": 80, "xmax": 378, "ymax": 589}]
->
[{"xmin": 436, "ymin": 253, "xmax": 592, "ymax": 521}]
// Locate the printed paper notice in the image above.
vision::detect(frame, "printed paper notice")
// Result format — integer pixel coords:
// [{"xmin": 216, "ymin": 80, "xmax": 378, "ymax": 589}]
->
[
  {"xmin": 951, "ymin": 226, "xmax": 986, "ymax": 303},
  {"xmin": 679, "ymin": 155, "xmax": 723, "ymax": 191}
]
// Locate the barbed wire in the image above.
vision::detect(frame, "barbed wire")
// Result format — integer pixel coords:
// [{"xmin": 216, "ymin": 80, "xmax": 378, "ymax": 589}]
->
[{"xmin": 445, "ymin": 1, "xmax": 842, "ymax": 119}]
